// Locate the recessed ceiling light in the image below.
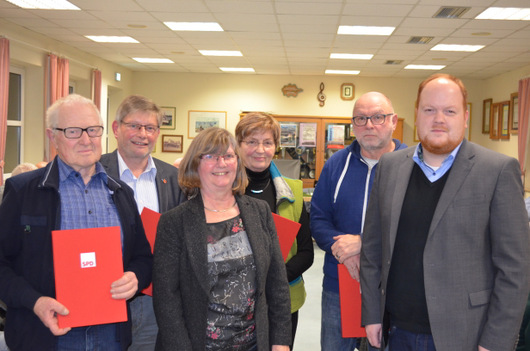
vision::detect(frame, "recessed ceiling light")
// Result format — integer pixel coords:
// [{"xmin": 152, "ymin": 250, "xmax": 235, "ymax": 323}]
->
[
  {"xmin": 164, "ymin": 22, "xmax": 224, "ymax": 31},
  {"xmin": 5, "ymin": 0, "xmax": 79, "ymax": 9},
  {"xmin": 219, "ymin": 67, "xmax": 255, "ymax": 72},
  {"xmin": 85, "ymin": 36, "xmax": 139, "ymax": 43},
  {"xmin": 476, "ymin": 7, "xmax": 530, "ymax": 20},
  {"xmin": 338, "ymin": 25, "xmax": 395, "ymax": 36},
  {"xmin": 431, "ymin": 44, "xmax": 484, "ymax": 52},
  {"xmin": 330, "ymin": 53, "xmax": 373, "ymax": 60},
  {"xmin": 405, "ymin": 65, "xmax": 445, "ymax": 70},
  {"xmin": 133, "ymin": 58, "xmax": 174, "ymax": 63},
  {"xmin": 325, "ymin": 69, "xmax": 361, "ymax": 75},
  {"xmin": 199, "ymin": 50, "xmax": 243, "ymax": 57}
]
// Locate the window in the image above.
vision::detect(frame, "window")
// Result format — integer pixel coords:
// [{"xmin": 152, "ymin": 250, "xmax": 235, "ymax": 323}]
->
[{"xmin": 5, "ymin": 67, "xmax": 24, "ymax": 176}]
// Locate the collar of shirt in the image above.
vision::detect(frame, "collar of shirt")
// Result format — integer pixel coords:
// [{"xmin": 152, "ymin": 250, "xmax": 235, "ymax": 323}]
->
[
  {"xmin": 412, "ymin": 142, "xmax": 462, "ymax": 183},
  {"xmin": 116, "ymin": 152, "xmax": 159, "ymax": 213},
  {"xmin": 57, "ymin": 156, "xmax": 108, "ymax": 185},
  {"xmin": 116, "ymin": 152, "xmax": 157, "ymax": 181}
]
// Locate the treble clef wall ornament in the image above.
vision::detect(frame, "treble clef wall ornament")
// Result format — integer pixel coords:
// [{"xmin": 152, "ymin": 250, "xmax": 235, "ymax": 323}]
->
[{"xmin": 317, "ymin": 82, "xmax": 326, "ymax": 107}]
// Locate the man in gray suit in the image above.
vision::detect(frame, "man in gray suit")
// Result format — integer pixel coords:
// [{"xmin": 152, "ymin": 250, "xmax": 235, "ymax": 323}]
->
[
  {"xmin": 360, "ymin": 74, "xmax": 530, "ymax": 351},
  {"xmin": 100, "ymin": 95, "xmax": 185, "ymax": 351}
]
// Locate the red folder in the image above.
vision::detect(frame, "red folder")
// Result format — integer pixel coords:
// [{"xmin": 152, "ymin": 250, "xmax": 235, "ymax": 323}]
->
[
  {"xmin": 338, "ymin": 264, "xmax": 366, "ymax": 337},
  {"xmin": 271, "ymin": 212, "xmax": 301, "ymax": 261},
  {"xmin": 140, "ymin": 207, "xmax": 161, "ymax": 296},
  {"xmin": 52, "ymin": 226, "xmax": 126, "ymax": 328}
]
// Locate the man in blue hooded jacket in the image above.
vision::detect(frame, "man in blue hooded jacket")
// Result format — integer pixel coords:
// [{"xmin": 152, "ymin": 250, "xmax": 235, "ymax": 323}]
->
[{"xmin": 311, "ymin": 92, "xmax": 406, "ymax": 351}]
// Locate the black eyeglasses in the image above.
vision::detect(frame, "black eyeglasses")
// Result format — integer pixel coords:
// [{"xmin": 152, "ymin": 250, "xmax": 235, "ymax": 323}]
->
[
  {"xmin": 352, "ymin": 113, "xmax": 393, "ymax": 127},
  {"xmin": 121, "ymin": 122, "xmax": 159, "ymax": 135},
  {"xmin": 54, "ymin": 126, "xmax": 104, "ymax": 139}
]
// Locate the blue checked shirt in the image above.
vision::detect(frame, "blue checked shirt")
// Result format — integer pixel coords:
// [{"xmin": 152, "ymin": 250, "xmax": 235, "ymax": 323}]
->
[
  {"xmin": 413, "ymin": 142, "xmax": 462, "ymax": 183},
  {"xmin": 58, "ymin": 157, "xmax": 122, "ymax": 242}
]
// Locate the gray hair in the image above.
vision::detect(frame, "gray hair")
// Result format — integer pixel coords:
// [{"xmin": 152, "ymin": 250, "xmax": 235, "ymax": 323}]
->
[
  {"xmin": 11, "ymin": 162, "xmax": 37, "ymax": 176},
  {"xmin": 46, "ymin": 94, "xmax": 102, "ymax": 129}
]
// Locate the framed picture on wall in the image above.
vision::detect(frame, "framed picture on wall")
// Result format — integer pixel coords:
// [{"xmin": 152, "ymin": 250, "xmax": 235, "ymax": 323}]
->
[
  {"xmin": 188, "ymin": 110, "xmax": 227, "ymax": 138},
  {"xmin": 160, "ymin": 107, "xmax": 176, "ymax": 130},
  {"xmin": 340, "ymin": 83, "xmax": 355, "ymax": 101},
  {"xmin": 490, "ymin": 103, "xmax": 500, "ymax": 140},
  {"xmin": 509, "ymin": 92, "xmax": 519, "ymax": 134},
  {"xmin": 162, "ymin": 135, "xmax": 183, "ymax": 153},
  {"xmin": 482, "ymin": 99, "xmax": 492, "ymax": 134},
  {"xmin": 499, "ymin": 101, "xmax": 510, "ymax": 140}
]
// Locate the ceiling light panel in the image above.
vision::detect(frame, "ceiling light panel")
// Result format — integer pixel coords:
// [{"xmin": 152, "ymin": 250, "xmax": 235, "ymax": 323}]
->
[
  {"xmin": 85, "ymin": 36, "xmax": 139, "ymax": 43},
  {"xmin": 133, "ymin": 58, "xmax": 174, "ymax": 63},
  {"xmin": 5, "ymin": 0, "xmax": 80, "ymax": 9},
  {"xmin": 405, "ymin": 64, "xmax": 445, "ymax": 70},
  {"xmin": 164, "ymin": 22, "xmax": 224, "ymax": 31},
  {"xmin": 219, "ymin": 67, "xmax": 255, "ymax": 72},
  {"xmin": 325, "ymin": 70, "xmax": 361, "ymax": 75},
  {"xmin": 330, "ymin": 53, "xmax": 373, "ymax": 60},
  {"xmin": 337, "ymin": 26, "xmax": 395, "ymax": 36},
  {"xmin": 199, "ymin": 50, "xmax": 243, "ymax": 57},
  {"xmin": 476, "ymin": 8, "xmax": 530, "ymax": 20},
  {"xmin": 431, "ymin": 44, "xmax": 484, "ymax": 52}
]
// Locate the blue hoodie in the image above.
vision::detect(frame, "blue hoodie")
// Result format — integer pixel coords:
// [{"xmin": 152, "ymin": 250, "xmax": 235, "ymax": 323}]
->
[{"xmin": 310, "ymin": 139, "xmax": 406, "ymax": 293}]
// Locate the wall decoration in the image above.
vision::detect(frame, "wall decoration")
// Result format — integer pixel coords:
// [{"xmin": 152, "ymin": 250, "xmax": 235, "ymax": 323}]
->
[
  {"xmin": 317, "ymin": 82, "xmax": 326, "ymax": 107},
  {"xmin": 499, "ymin": 101, "xmax": 510, "ymax": 140},
  {"xmin": 509, "ymin": 92, "xmax": 519, "ymax": 134},
  {"xmin": 490, "ymin": 103, "xmax": 500, "ymax": 140},
  {"xmin": 281, "ymin": 84, "xmax": 303, "ymax": 97},
  {"xmin": 160, "ymin": 106, "xmax": 176, "ymax": 130},
  {"xmin": 341, "ymin": 83, "xmax": 355, "ymax": 100},
  {"xmin": 187, "ymin": 110, "xmax": 227, "ymax": 139},
  {"xmin": 482, "ymin": 99, "xmax": 492, "ymax": 134},
  {"xmin": 162, "ymin": 135, "xmax": 183, "ymax": 153},
  {"xmin": 299, "ymin": 123, "xmax": 317, "ymax": 147},
  {"xmin": 327, "ymin": 124, "xmax": 345, "ymax": 145},
  {"xmin": 280, "ymin": 123, "xmax": 298, "ymax": 147}
]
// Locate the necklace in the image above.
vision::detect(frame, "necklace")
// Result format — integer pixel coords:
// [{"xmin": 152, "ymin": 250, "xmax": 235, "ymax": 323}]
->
[
  {"xmin": 203, "ymin": 200, "xmax": 237, "ymax": 213},
  {"xmin": 250, "ymin": 178, "xmax": 271, "ymax": 194}
]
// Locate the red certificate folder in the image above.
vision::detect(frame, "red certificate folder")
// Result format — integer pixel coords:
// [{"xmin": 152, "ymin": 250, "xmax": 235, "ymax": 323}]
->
[
  {"xmin": 52, "ymin": 226, "xmax": 127, "ymax": 328},
  {"xmin": 140, "ymin": 207, "xmax": 161, "ymax": 296},
  {"xmin": 271, "ymin": 212, "xmax": 301, "ymax": 261},
  {"xmin": 338, "ymin": 264, "xmax": 366, "ymax": 337}
]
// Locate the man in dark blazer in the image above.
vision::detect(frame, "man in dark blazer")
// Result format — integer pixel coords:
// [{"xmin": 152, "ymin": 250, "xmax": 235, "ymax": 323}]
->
[
  {"xmin": 360, "ymin": 74, "xmax": 530, "ymax": 351},
  {"xmin": 100, "ymin": 95, "xmax": 185, "ymax": 351}
]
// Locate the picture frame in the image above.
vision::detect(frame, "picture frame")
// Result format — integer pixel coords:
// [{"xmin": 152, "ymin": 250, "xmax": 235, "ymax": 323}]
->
[
  {"xmin": 280, "ymin": 123, "xmax": 298, "ymax": 147},
  {"xmin": 340, "ymin": 83, "xmax": 355, "ymax": 101},
  {"xmin": 160, "ymin": 106, "xmax": 176, "ymax": 130},
  {"xmin": 188, "ymin": 110, "xmax": 227, "ymax": 139},
  {"xmin": 162, "ymin": 135, "xmax": 183, "ymax": 153},
  {"xmin": 509, "ymin": 92, "xmax": 519, "ymax": 134},
  {"xmin": 482, "ymin": 99, "xmax": 492, "ymax": 134},
  {"xmin": 499, "ymin": 100, "xmax": 510, "ymax": 140},
  {"xmin": 490, "ymin": 103, "xmax": 500, "ymax": 140}
]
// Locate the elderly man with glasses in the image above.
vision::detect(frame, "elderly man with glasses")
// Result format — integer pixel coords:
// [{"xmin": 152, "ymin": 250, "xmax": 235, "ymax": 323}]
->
[
  {"xmin": 311, "ymin": 92, "xmax": 406, "ymax": 351},
  {"xmin": 0, "ymin": 94, "xmax": 153, "ymax": 351},
  {"xmin": 100, "ymin": 95, "xmax": 185, "ymax": 351}
]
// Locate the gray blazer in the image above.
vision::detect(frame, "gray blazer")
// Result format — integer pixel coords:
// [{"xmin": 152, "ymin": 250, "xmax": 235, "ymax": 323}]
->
[
  {"xmin": 100, "ymin": 150, "xmax": 186, "ymax": 212},
  {"xmin": 360, "ymin": 139, "xmax": 530, "ymax": 351},
  {"xmin": 153, "ymin": 194, "xmax": 292, "ymax": 350}
]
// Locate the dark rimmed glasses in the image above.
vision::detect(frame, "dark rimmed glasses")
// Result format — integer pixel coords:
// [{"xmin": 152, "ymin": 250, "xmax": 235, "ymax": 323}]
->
[{"xmin": 352, "ymin": 113, "xmax": 393, "ymax": 127}]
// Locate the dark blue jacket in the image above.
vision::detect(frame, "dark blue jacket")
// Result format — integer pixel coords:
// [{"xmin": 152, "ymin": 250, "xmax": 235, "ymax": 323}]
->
[
  {"xmin": 311, "ymin": 139, "xmax": 406, "ymax": 293},
  {"xmin": 0, "ymin": 157, "xmax": 153, "ymax": 351}
]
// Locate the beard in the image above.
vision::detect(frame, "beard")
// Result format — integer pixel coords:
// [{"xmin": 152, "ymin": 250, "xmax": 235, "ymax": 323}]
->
[{"xmin": 419, "ymin": 134, "xmax": 463, "ymax": 155}]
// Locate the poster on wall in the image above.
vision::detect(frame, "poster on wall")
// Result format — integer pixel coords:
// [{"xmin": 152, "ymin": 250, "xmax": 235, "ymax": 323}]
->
[
  {"xmin": 280, "ymin": 123, "xmax": 298, "ymax": 147},
  {"xmin": 327, "ymin": 125, "xmax": 345, "ymax": 145},
  {"xmin": 299, "ymin": 123, "xmax": 317, "ymax": 147},
  {"xmin": 188, "ymin": 110, "xmax": 227, "ymax": 138}
]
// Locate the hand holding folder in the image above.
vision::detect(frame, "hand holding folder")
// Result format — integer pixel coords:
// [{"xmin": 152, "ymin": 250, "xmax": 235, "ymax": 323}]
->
[{"xmin": 338, "ymin": 263, "xmax": 367, "ymax": 338}]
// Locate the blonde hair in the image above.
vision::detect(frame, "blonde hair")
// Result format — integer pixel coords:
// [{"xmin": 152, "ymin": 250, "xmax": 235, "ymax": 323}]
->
[{"xmin": 178, "ymin": 128, "xmax": 248, "ymax": 197}]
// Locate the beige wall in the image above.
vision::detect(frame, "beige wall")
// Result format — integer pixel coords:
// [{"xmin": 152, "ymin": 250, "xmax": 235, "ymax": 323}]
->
[{"xmin": 2, "ymin": 20, "xmax": 528, "ymax": 171}]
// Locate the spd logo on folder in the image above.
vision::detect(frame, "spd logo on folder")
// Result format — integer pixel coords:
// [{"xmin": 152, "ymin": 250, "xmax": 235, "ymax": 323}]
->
[{"xmin": 80, "ymin": 252, "xmax": 96, "ymax": 268}]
